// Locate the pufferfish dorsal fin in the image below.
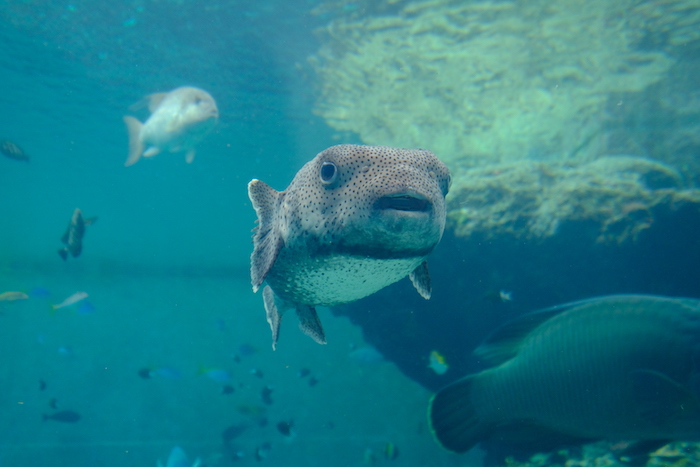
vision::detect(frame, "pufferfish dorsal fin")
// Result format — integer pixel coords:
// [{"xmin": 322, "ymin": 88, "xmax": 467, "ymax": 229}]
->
[
  {"xmin": 409, "ymin": 260, "xmax": 432, "ymax": 299},
  {"xmin": 248, "ymin": 179, "xmax": 284, "ymax": 292}
]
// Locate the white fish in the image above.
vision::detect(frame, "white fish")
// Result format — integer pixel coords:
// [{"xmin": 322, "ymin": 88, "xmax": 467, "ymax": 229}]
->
[
  {"xmin": 157, "ymin": 446, "xmax": 201, "ymax": 467},
  {"xmin": 123, "ymin": 86, "xmax": 218, "ymax": 166},
  {"xmin": 52, "ymin": 292, "xmax": 88, "ymax": 310}
]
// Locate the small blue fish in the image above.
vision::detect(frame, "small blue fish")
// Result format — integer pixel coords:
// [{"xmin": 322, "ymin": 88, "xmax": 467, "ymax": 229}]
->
[
  {"xmin": 139, "ymin": 366, "xmax": 182, "ymax": 380},
  {"xmin": 151, "ymin": 367, "xmax": 182, "ymax": 380},
  {"xmin": 29, "ymin": 287, "xmax": 51, "ymax": 299},
  {"xmin": 238, "ymin": 344, "xmax": 257, "ymax": 356},
  {"xmin": 199, "ymin": 367, "xmax": 232, "ymax": 384},
  {"xmin": 77, "ymin": 301, "xmax": 95, "ymax": 314}
]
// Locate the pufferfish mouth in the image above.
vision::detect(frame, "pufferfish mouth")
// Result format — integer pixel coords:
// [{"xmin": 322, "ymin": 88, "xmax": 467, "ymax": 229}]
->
[{"xmin": 374, "ymin": 193, "xmax": 430, "ymax": 212}]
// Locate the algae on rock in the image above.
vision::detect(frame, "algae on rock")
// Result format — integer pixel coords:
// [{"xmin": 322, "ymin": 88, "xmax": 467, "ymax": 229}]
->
[
  {"xmin": 447, "ymin": 156, "xmax": 699, "ymax": 243},
  {"xmin": 310, "ymin": 0, "xmax": 677, "ymax": 167}
]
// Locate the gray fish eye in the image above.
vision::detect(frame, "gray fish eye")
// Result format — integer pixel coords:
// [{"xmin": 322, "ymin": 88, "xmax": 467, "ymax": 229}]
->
[{"xmin": 320, "ymin": 161, "xmax": 338, "ymax": 184}]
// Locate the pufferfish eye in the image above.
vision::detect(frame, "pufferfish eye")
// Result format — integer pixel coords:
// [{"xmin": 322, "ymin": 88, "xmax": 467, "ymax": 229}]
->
[{"xmin": 320, "ymin": 161, "xmax": 338, "ymax": 185}]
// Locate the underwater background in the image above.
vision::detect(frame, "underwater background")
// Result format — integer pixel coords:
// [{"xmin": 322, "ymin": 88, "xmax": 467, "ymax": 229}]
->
[{"xmin": 1, "ymin": 0, "xmax": 700, "ymax": 466}]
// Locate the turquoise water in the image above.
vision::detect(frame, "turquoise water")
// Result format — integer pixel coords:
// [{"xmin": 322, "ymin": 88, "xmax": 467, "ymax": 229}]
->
[
  {"xmin": 3, "ymin": 1, "xmax": 700, "ymax": 467},
  {"xmin": 0, "ymin": 2, "xmax": 464, "ymax": 466}
]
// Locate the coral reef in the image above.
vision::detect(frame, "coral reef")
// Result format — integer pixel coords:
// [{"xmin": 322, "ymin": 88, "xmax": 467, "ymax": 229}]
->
[
  {"xmin": 310, "ymin": 0, "xmax": 681, "ymax": 167},
  {"xmin": 502, "ymin": 441, "xmax": 700, "ymax": 467},
  {"xmin": 446, "ymin": 156, "xmax": 700, "ymax": 242}
]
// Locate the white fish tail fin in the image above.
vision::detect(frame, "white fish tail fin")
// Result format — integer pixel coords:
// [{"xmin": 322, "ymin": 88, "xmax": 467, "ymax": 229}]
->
[{"xmin": 123, "ymin": 116, "xmax": 144, "ymax": 166}]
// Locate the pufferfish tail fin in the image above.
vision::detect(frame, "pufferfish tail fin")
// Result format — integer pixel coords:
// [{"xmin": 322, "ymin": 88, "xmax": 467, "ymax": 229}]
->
[
  {"xmin": 248, "ymin": 179, "xmax": 284, "ymax": 292},
  {"xmin": 428, "ymin": 375, "xmax": 491, "ymax": 453},
  {"xmin": 123, "ymin": 116, "xmax": 144, "ymax": 167}
]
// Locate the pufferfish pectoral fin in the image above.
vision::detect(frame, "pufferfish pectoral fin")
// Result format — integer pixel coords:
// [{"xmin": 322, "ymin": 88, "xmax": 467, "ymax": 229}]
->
[
  {"xmin": 248, "ymin": 179, "xmax": 284, "ymax": 292},
  {"xmin": 409, "ymin": 260, "xmax": 432, "ymax": 299},
  {"xmin": 263, "ymin": 285, "xmax": 284, "ymax": 351},
  {"xmin": 296, "ymin": 304, "xmax": 326, "ymax": 346}
]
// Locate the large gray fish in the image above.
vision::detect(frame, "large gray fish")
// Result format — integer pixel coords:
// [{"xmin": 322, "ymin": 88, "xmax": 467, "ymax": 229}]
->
[
  {"xmin": 429, "ymin": 295, "xmax": 700, "ymax": 454},
  {"xmin": 57, "ymin": 208, "xmax": 95, "ymax": 260},
  {"xmin": 248, "ymin": 144, "xmax": 450, "ymax": 349}
]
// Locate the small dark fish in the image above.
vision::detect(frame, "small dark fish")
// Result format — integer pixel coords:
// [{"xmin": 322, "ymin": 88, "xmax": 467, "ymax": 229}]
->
[
  {"xmin": 0, "ymin": 139, "xmax": 29, "ymax": 162},
  {"xmin": 297, "ymin": 368, "xmax": 311, "ymax": 378},
  {"xmin": 276, "ymin": 420, "xmax": 293, "ymax": 437},
  {"xmin": 221, "ymin": 384, "xmax": 235, "ymax": 395},
  {"xmin": 43, "ymin": 410, "xmax": 81, "ymax": 423},
  {"xmin": 39, "ymin": 379, "xmax": 47, "ymax": 391},
  {"xmin": 222, "ymin": 423, "xmax": 248, "ymax": 443},
  {"xmin": 48, "ymin": 398, "xmax": 58, "ymax": 409},
  {"xmin": 308, "ymin": 376, "xmax": 319, "ymax": 387},
  {"xmin": 137, "ymin": 368, "xmax": 151, "ymax": 379},
  {"xmin": 260, "ymin": 385, "xmax": 274, "ymax": 405},
  {"xmin": 58, "ymin": 209, "xmax": 86, "ymax": 261},
  {"xmin": 250, "ymin": 368, "xmax": 264, "ymax": 379}
]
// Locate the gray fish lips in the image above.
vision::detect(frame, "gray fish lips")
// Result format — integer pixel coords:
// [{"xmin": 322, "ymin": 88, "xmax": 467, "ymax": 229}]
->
[{"xmin": 374, "ymin": 192, "xmax": 431, "ymax": 212}]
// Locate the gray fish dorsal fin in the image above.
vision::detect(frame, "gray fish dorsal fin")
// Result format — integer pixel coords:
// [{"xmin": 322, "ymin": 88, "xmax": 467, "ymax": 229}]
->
[
  {"xmin": 296, "ymin": 304, "xmax": 326, "ymax": 346},
  {"xmin": 248, "ymin": 179, "xmax": 284, "ymax": 292},
  {"xmin": 475, "ymin": 295, "xmax": 657, "ymax": 366},
  {"xmin": 475, "ymin": 307, "xmax": 564, "ymax": 366},
  {"xmin": 409, "ymin": 261, "xmax": 431, "ymax": 299},
  {"xmin": 630, "ymin": 369, "xmax": 700, "ymax": 424}
]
